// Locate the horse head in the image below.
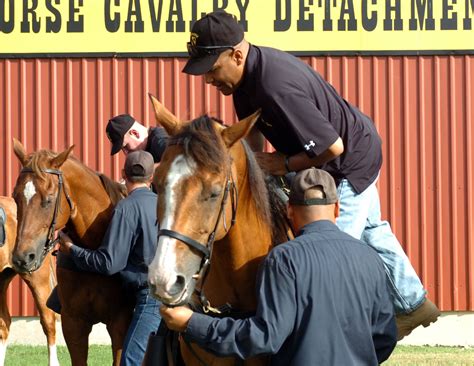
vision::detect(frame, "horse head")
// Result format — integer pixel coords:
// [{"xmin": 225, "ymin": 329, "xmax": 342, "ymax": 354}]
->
[
  {"xmin": 11, "ymin": 139, "xmax": 75, "ymax": 273},
  {"xmin": 147, "ymin": 94, "xmax": 261, "ymax": 306}
]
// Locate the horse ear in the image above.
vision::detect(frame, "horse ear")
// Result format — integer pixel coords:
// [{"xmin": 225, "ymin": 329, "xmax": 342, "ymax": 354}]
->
[
  {"xmin": 221, "ymin": 110, "xmax": 261, "ymax": 148},
  {"xmin": 148, "ymin": 93, "xmax": 181, "ymax": 136},
  {"xmin": 13, "ymin": 138, "xmax": 28, "ymax": 167},
  {"xmin": 51, "ymin": 145, "xmax": 75, "ymax": 168}
]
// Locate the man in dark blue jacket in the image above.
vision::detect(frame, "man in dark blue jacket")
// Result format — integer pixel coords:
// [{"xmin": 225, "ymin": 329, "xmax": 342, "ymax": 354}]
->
[
  {"xmin": 58, "ymin": 150, "xmax": 161, "ymax": 366},
  {"xmin": 160, "ymin": 168, "xmax": 397, "ymax": 365}
]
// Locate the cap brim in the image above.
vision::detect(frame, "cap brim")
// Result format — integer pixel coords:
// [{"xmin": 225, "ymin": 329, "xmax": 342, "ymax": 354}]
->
[
  {"xmin": 110, "ymin": 139, "xmax": 123, "ymax": 155},
  {"xmin": 182, "ymin": 54, "xmax": 220, "ymax": 75}
]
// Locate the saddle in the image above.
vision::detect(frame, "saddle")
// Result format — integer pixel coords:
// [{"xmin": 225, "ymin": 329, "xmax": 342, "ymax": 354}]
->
[{"xmin": 0, "ymin": 206, "xmax": 6, "ymax": 247}]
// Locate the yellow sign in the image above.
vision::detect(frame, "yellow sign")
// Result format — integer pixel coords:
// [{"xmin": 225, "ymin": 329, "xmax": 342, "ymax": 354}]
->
[{"xmin": 0, "ymin": 0, "xmax": 473, "ymax": 55}]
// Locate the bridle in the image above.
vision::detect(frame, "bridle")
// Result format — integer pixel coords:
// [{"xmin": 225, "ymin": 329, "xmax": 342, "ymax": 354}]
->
[
  {"xmin": 158, "ymin": 168, "xmax": 238, "ymax": 310},
  {"xmin": 20, "ymin": 168, "xmax": 73, "ymax": 258}
]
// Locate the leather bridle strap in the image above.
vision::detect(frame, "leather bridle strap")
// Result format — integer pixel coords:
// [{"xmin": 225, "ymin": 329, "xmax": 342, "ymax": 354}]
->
[
  {"xmin": 20, "ymin": 167, "xmax": 73, "ymax": 256},
  {"xmin": 158, "ymin": 229, "xmax": 210, "ymax": 259}
]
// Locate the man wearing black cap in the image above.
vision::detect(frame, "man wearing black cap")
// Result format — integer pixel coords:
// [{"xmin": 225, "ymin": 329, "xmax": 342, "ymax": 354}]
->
[
  {"xmin": 58, "ymin": 151, "xmax": 162, "ymax": 366},
  {"xmin": 106, "ymin": 113, "xmax": 168, "ymax": 163},
  {"xmin": 182, "ymin": 10, "xmax": 440, "ymax": 340},
  {"xmin": 160, "ymin": 168, "xmax": 397, "ymax": 365}
]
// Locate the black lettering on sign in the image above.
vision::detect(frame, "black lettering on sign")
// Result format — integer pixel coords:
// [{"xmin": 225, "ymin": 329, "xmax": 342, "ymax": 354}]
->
[
  {"xmin": 67, "ymin": 0, "xmax": 84, "ymax": 32},
  {"xmin": 338, "ymin": 0, "xmax": 357, "ymax": 30},
  {"xmin": 464, "ymin": 0, "xmax": 474, "ymax": 29},
  {"xmin": 383, "ymin": 0, "xmax": 403, "ymax": 30},
  {"xmin": 297, "ymin": 0, "xmax": 314, "ymax": 31},
  {"xmin": 105, "ymin": 0, "xmax": 120, "ymax": 32},
  {"xmin": 150, "ymin": 0, "xmax": 165, "ymax": 32},
  {"xmin": 409, "ymin": 0, "xmax": 435, "ymax": 30},
  {"xmin": 21, "ymin": 0, "xmax": 41, "ymax": 33},
  {"xmin": 274, "ymin": 0, "xmax": 291, "ymax": 31},
  {"xmin": 0, "ymin": 0, "xmax": 15, "ymax": 34},
  {"xmin": 166, "ymin": 0, "xmax": 185, "ymax": 32},
  {"xmin": 323, "ymin": 0, "xmax": 333, "ymax": 31},
  {"xmin": 125, "ymin": 0, "xmax": 144, "ymax": 32},
  {"xmin": 441, "ymin": 0, "xmax": 457, "ymax": 30},
  {"xmin": 362, "ymin": 0, "xmax": 377, "ymax": 31},
  {"xmin": 236, "ymin": 0, "xmax": 249, "ymax": 31},
  {"xmin": 46, "ymin": 0, "xmax": 61, "ymax": 33},
  {"xmin": 213, "ymin": 0, "xmax": 228, "ymax": 12}
]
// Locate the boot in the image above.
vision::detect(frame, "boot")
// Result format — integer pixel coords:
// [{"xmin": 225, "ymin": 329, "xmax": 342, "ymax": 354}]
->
[{"xmin": 396, "ymin": 298, "xmax": 440, "ymax": 340}]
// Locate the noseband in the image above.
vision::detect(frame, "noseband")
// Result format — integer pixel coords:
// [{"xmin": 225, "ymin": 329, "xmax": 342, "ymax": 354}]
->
[
  {"xmin": 20, "ymin": 168, "xmax": 73, "ymax": 257},
  {"xmin": 158, "ymin": 170, "xmax": 238, "ymax": 308}
]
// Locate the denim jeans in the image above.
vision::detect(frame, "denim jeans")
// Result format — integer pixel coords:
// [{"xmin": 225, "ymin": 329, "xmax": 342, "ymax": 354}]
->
[
  {"xmin": 121, "ymin": 287, "xmax": 162, "ymax": 366},
  {"xmin": 336, "ymin": 176, "xmax": 426, "ymax": 314}
]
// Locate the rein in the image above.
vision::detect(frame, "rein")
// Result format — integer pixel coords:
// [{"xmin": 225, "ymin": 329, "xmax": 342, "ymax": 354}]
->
[
  {"xmin": 158, "ymin": 170, "xmax": 238, "ymax": 312},
  {"xmin": 20, "ymin": 167, "xmax": 73, "ymax": 258}
]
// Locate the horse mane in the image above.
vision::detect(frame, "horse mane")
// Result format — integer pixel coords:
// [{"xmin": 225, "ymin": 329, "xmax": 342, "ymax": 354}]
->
[
  {"xmin": 97, "ymin": 173, "xmax": 127, "ymax": 205},
  {"xmin": 170, "ymin": 116, "xmax": 289, "ymax": 245},
  {"xmin": 26, "ymin": 149, "xmax": 126, "ymax": 205}
]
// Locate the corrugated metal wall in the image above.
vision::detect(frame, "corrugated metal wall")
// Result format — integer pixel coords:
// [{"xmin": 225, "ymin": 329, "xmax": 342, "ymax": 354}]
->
[{"xmin": 1, "ymin": 55, "xmax": 473, "ymax": 315}]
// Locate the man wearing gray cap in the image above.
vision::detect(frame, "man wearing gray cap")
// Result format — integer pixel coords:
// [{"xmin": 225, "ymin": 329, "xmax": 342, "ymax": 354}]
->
[
  {"xmin": 58, "ymin": 151, "xmax": 161, "ymax": 366},
  {"xmin": 160, "ymin": 168, "xmax": 397, "ymax": 365}
]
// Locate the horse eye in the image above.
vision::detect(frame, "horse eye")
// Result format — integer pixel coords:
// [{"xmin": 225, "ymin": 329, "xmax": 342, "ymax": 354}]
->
[
  {"xmin": 209, "ymin": 187, "xmax": 222, "ymax": 199},
  {"xmin": 41, "ymin": 196, "xmax": 53, "ymax": 208}
]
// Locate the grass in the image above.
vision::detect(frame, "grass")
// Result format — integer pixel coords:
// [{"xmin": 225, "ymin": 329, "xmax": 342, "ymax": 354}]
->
[{"xmin": 4, "ymin": 345, "xmax": 474, "ymax": 365}]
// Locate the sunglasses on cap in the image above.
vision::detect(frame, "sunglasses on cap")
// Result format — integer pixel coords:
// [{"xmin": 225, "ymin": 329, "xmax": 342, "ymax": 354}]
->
[{"xmin": 186, "ymin": 42, "xmax": 234, "ymax": 58}]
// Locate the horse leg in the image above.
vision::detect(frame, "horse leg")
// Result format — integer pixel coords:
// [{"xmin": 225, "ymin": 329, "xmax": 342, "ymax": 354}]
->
[
  {"xmin": 61, "ymin": 313, "xmax": 92, "ymax": 366},
  {"xmin": 20, "ymin": 255, "xmax": 59, "ymax": 366},
  {"xmin": 106, "ymin": 311, "xmax": 133, "ymax": 366},
  {"xmin": 0, "ymin": 269, "xmax": 15, "ymax": 366}
]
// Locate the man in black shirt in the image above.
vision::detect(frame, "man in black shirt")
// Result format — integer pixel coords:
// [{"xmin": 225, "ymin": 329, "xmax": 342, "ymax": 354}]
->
[
  {"xmin": 106, "ymin": 113, "xmax": 168, "ymax": 164},
  {"xmin": 182, "ymin": 10, "xmax": 440, "ymax": 339},
  {"xmin": 160, "ymin": 168, "xmax": 397, "ymax": 365},
  {"xmin": 58, "ymin": 151, "xmax": 161, "ymax": 366}
]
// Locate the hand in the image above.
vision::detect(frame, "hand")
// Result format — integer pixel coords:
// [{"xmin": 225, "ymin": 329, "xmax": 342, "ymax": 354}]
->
[
  {"xmin": 159, "ymin": 305, "xmax": 193, "ymax": 332},
  {"xmin": 57, "ymin": 231, "xmax": 73, "ymax": 254},
  {"xmin": 254, "ymin": 152, "xmax": 287, "ymax": 176}
]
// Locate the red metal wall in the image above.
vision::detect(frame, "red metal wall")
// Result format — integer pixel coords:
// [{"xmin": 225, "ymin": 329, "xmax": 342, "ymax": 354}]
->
[{"xmin": 1, "ymin": 56, "xmax": 473, "ymax": 315}]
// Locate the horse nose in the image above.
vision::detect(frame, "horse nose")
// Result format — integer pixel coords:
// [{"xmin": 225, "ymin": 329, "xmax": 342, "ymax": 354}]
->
[
  {"xmin": 12, "ymin": 251, "xmax": 37, "ymax": 272},
  {"xmin": 167, "ymin": 275, "xmax": 186, "ymax": 296}
]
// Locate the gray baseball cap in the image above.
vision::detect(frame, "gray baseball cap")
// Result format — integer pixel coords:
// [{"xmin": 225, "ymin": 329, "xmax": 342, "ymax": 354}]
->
[
  {"xmin": 124, "ymin": 151, "xmax": 154, "ymax": 179},
  {"xmin": 289, "ymin": 168, "xmax": 338, "ymax": 205}
]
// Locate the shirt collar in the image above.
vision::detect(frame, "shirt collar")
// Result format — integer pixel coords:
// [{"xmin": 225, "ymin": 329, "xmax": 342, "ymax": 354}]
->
[{"xmin": 297, "ymin": 220, "xmax": 339, "ymax": 236}]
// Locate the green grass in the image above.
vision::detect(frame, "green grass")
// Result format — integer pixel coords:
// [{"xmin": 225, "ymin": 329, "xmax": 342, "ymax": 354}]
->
[{"xmin": 4, "ymin": 345, "xmax": 474, "ymax": 365}]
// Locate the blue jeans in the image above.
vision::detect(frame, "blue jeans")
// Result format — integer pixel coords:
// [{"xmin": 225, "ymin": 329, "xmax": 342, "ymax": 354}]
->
[
  {"xmin": 121, "ymin": 287, "xmax": 162, "ymax": 366},
  {"xmin": 336, "ymin": 176, "xmax": 426, "ymax": 314}
]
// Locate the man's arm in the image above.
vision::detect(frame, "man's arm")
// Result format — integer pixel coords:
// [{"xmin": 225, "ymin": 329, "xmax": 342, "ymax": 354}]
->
[
  {"xmin": 59, "ymin": 209, "xmax": 132, "ymax": 275},
  {"xmin": 161, "ymin": 257, "xmax": 296, "ymax": 359},
  {"xmin": 255, "ymin": 137, "xmax": 344, "ymax": 175}
]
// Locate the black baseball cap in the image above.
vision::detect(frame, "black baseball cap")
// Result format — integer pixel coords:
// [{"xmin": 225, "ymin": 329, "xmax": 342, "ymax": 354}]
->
[
  {"xmin": 183, "ymin": 11, "xmax": 244, "ymax": 75},
  {"xmin": 106, "ymin": 114, "xmax": 135, "ymax": 155},
  {"xmin": 124, "ymin": 151, "xmax": 154, "ymax": 180},
  {"xmin": 289, "ymin": 168, "xmax": 338, "ymax": 206}
]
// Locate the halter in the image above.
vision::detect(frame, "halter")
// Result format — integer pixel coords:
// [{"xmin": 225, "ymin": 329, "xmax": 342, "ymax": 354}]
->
[
  {"xmin": 20, "ymin": 167, "xmax": 73, "ymax": 257},
  {"xmin": 158, "ymin": 170, "xmax": 238, "ymax": 310}
]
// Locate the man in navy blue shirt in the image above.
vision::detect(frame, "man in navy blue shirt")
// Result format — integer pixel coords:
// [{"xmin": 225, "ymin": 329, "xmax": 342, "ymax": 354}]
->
[
  {"xmin": 160, "ymin": 168, "xmax": 397, "ymax": 365},
  {"xmin": 182, "ymin": 11, "xmax": 440, "ymax": 340},
  {"xmin": 58, "ymin": 151, "xmax": 161, "ymax": 366}
]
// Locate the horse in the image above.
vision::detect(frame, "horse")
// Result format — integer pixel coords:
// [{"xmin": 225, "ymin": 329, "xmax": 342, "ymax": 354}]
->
[
  {"xmin": 0, "ymin": 196, "xmax": 59, "ymax": 366},
  {"xmin": 11, "ymin": 140, "xmax": 134, "ymax": 366},
  {"xmin": 147, "ymin": 95, "xmax": 289, "ymax": 365}
]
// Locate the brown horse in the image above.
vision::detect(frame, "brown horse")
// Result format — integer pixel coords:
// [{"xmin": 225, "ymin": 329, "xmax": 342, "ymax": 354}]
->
[
  {"xmin": 11, "ymin": 140, "xmax": 134, "ymax": 366},
  {"xmin": 0, "ymin": 196, "xmax": 59, "ymax": 366},
  {"xmin": 147, "ymin": 95, "xmax": 288, "ymax": 365}
]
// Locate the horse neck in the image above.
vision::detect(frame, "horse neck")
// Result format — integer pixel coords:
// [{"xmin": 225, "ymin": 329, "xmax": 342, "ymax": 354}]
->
[
  {"xmin": 63, "ymin": 160, "xmax": 115, "ymax": 249},
  {"xmin": 205, "ymin": 144, "xmax": 273, "ymax": 310}
]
